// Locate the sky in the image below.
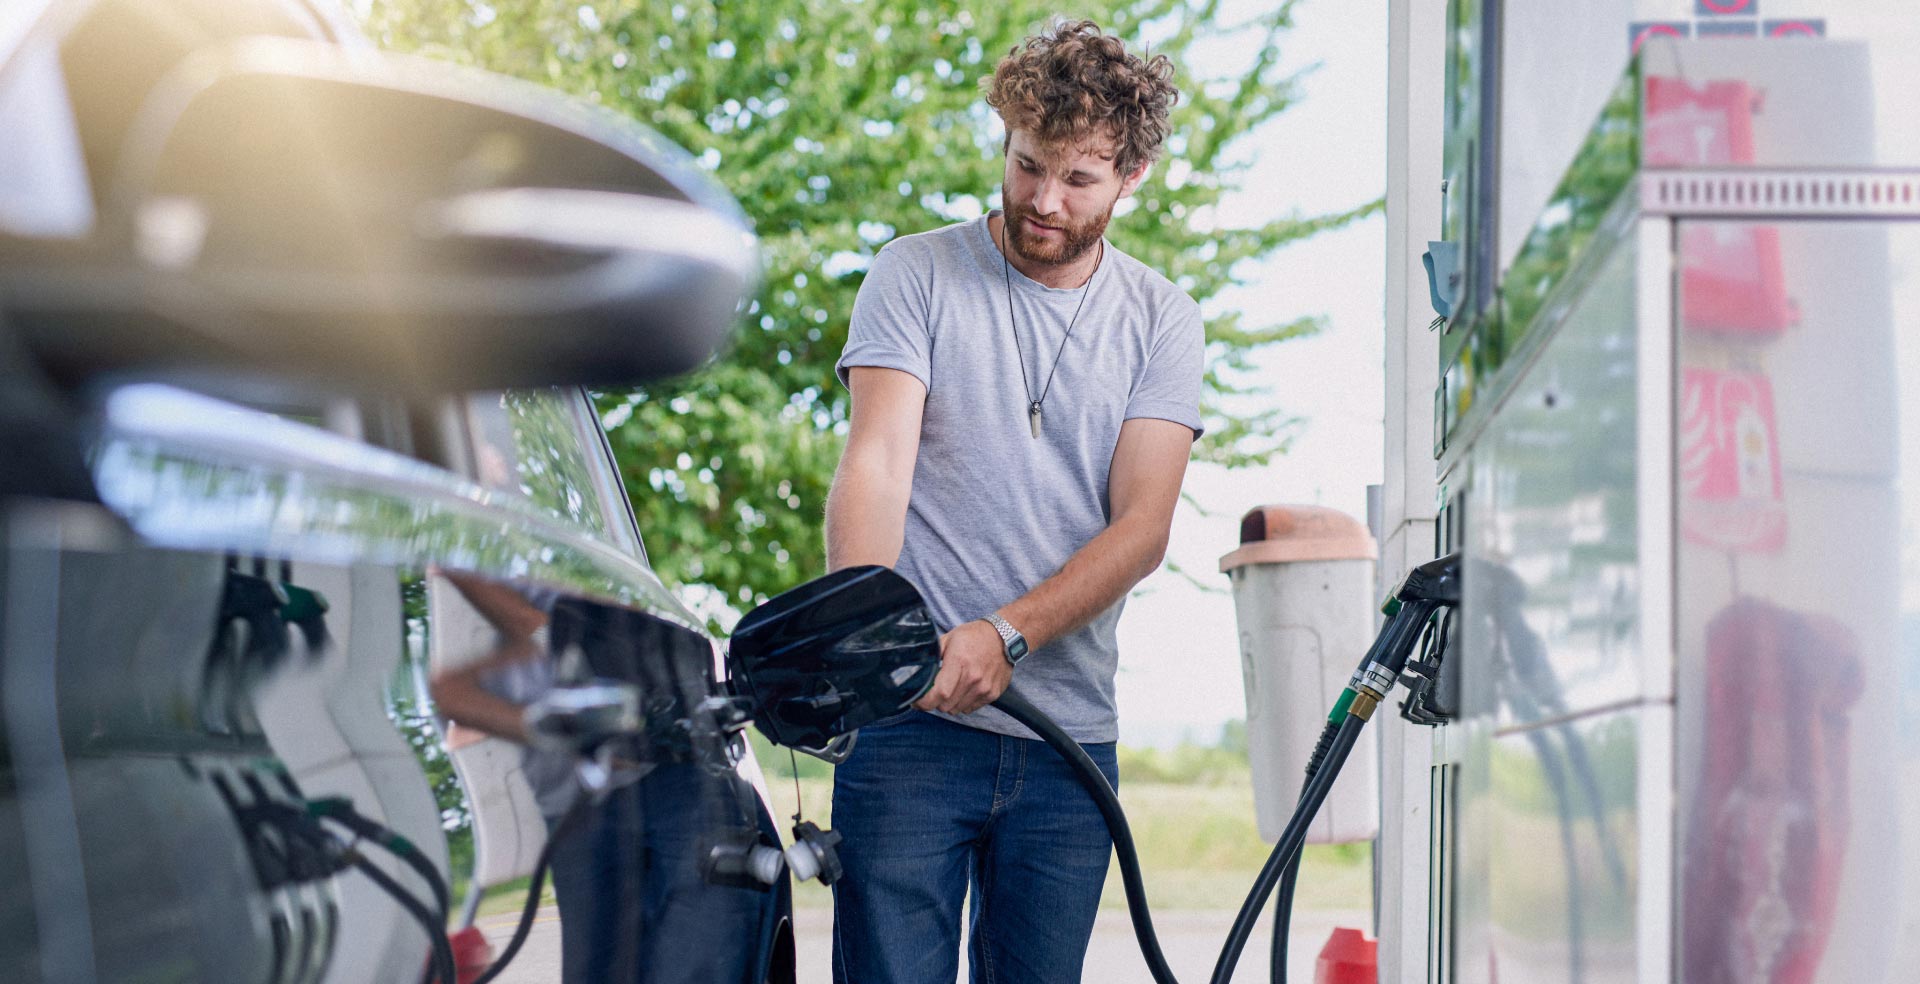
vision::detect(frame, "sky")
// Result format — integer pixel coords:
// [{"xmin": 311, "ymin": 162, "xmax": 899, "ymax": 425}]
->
[{"xmin": 1114, "ymin": 0, "xmax": 1388, "ymax": 748}]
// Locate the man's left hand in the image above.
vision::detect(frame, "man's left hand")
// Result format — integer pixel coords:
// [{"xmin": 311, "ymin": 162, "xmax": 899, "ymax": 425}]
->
[{"xmin": 915, "ymin": 619, "xmax": 1013, "ymax": 715}]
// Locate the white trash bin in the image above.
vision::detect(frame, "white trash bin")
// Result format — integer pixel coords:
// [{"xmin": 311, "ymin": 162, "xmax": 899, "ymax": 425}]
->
[{"xmin": 1220, "ymin": 505, "xmax": 1379, "ymax": 845}]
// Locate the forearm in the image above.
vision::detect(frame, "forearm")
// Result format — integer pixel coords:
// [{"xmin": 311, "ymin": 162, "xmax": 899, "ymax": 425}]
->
[
  {"xmin": 998, "ymin": 513, "xmax": 1169, "ymax": 651},
  {"xmin": 824, "ymin": 454, "xmax": 913, "ymax": 570},
  {"xmin": 426, "ymin": 641, "xmax": 533, "ymax": 741},
  {"xmin": 430, "ymin": 663, "xmax": 531, "ymax": 743}
]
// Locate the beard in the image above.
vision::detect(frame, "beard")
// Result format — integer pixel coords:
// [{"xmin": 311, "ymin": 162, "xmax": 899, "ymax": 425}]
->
[{"xmin": 1004, "ymin": 199, "xmax": 1111, "ymax": 268}]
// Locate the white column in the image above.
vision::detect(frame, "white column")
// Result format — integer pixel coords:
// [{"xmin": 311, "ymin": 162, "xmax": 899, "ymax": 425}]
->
[{"xmin": 1378, "ymin": 1, "xmax": 1446, "ymax": 980}]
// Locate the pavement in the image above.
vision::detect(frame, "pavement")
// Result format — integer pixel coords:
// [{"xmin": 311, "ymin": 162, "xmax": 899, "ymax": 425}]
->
[{"xmin": 474, "ymin": 904, "xmax": 1373, "ymax": 983}]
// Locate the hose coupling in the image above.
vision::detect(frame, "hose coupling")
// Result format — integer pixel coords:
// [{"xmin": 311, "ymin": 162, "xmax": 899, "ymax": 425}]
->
[
  {"xmin": 1349, "ymin": 689, "xmax": 1381, "ymax": 721},
  {"xmin": 1358, "ymin": 662, "xmax": 1398, "ymax": 701}
]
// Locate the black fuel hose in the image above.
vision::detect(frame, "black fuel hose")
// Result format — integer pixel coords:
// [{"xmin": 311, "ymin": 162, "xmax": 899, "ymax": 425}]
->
[
  {"xmin": 311, "ymin": 800, "xmax": 452, "ymax": 922},
  {"xmin": 1233, "ymin": 601, "xmax": 1432, "ymax": 984},
  {"xmin": 1270, "ymin": 857, "xmax": 1300, "ymax": 982},
  {"xmin": 472, "ymin": 792, "xmax": 593, "ymax": 984},
  {"xmin": 1270, "ymin": 717, "xmax": 1347, "ymax": 984},
  {"xmin": 1210, "ymin": 715, "xmax": 1365, "ymax": 984},
  {"xmin": 248, "ymin": 799, "xmax": 457, "ymax": 984},
  {"xmin": 348, "ymin": 853, "xmax": 458, "ymax": 984},
  {"xmin": 990, "ymin": 688, "xmax": 1182, "ymax": 984},
  {"xmin": 989, "ymin": 588, "xmax": 1444, "ymax": 984},
  {"xmin": 994, "ymin": 688, "xmax": 1369, "ymax": 984}
]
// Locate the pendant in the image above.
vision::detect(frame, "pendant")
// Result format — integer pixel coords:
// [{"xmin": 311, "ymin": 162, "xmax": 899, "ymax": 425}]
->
[{"xmin": 1029, "ymin": 402, "xmax": 1042, "ymax": 439}]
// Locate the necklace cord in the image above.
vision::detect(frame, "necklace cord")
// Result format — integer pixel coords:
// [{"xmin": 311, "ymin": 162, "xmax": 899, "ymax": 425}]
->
[
  {"xmin": 1000, "ymin": 219, "xmax": 1033, "ymax": 408},
  {"xmin": 999, "ymin": 215, "xmax": 1099, "ymax": 414}
]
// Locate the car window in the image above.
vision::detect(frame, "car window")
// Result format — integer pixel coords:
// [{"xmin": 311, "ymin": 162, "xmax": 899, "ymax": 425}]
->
[{"xmin": 465, "ymin": 389, "xmax": 639, "ymax": 555}]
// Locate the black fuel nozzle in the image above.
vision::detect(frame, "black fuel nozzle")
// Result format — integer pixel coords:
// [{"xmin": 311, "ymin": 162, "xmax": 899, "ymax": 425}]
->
[
  {"xmin": 1380, "ymin": 551, "xmax": 1462, "ymax": 616},
  {"xmin": 1396, "ymin": 551, "xmax": 1461, "ymax": 606},
  {"xmin": 1343, "ymin": 552, "xmax": 1462, "ymax": 721}
]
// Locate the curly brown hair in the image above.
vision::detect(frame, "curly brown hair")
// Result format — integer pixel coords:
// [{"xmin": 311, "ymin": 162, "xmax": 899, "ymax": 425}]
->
[{"xmin": 983, "ymin": 20, "xmax": 1179, "ymax": 179}]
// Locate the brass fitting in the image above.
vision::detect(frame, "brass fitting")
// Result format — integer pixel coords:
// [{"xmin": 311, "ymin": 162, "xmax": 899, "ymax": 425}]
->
[{"xmin": 1349, "ymin": 689, "xmax": 1382, "ymax": 721}]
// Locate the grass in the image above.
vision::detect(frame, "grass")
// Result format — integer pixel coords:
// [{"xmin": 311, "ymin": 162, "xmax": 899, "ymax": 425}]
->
[
  {"xmin": 464, "ymin": 733, "xmax": 1374, "ymax": 919},
  {"xmin": 773, "ymin": 777, "xmax": 1371, "ymax": 912},
  {"xmin": 471, "ymin": 874, "xmax": 553, "ymax": 920}
]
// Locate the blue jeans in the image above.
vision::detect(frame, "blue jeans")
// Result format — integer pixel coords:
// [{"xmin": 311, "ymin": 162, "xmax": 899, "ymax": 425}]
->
[{"xmin": 831, "ymin": 711, "xmax": 1119, "ymax": 984}]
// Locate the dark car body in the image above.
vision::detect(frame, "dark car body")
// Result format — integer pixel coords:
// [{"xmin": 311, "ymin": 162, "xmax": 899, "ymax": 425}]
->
[{"xmin": 0, "ymin": 1, "xmax": 801, "ymax": 981}]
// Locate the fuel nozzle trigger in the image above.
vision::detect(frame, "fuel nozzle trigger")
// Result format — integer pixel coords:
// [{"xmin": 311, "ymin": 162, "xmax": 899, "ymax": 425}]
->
[{"xmin": 1398, "ymin": 607, "xmax": 1457, "ymax": 726}]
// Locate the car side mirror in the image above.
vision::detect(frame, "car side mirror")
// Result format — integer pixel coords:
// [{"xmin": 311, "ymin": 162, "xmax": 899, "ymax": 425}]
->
[
  {"xmin": 727, "ymin": 566, "xmax": 940, "ymax": 751},
  {"xmin": 3, "ymin": 37, "xmax": 757, "ymax": 395}
]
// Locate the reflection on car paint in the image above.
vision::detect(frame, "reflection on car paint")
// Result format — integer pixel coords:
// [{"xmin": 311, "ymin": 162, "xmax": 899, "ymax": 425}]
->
[{"xmin": 90, "ymin": 384, "xmax": 694, "ymax": 630}]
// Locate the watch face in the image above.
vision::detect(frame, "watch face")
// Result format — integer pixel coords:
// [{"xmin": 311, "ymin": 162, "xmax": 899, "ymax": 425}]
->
[{"xmin": 1006, "ymin": 636, "xmax": 1029, "ymax": 663}]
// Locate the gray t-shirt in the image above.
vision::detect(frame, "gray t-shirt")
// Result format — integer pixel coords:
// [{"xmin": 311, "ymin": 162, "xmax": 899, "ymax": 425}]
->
[{"xmin": 836, "ymin": 212, "xmax": 1204, "ymax": 742}]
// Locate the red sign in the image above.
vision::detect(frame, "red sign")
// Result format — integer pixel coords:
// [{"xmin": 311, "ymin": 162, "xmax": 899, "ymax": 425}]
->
[
  {"xmin": 1645, "ymin": 77, "xmax": 1796, "ymax": 336},
  {"xmin": 1765, "ymin": 19, "xmax": 1826, "ymax": 38},
  {"xmin": 1630, "ymin": 21, "xmax": 1690, "ymax": 54},
  {"xmin": 1681, "ymin": 367, "xmax": 1787, "ymax": 553}
]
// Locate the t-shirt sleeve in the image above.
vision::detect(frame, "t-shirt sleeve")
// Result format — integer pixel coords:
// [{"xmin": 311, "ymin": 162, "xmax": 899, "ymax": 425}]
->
[
  {"xmin": 836, "ymin": 241, "xmax": 933, "ymax": 391},
  {"xmin": 1125, "ymin": 293, "xmax": 1206, "ymax": 439}
]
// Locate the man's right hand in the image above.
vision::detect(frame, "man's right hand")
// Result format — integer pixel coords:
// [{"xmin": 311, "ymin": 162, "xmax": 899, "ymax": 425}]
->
[{"xmin": 915, "ymin": 620, "xmax": 1013, "ymax": 716}]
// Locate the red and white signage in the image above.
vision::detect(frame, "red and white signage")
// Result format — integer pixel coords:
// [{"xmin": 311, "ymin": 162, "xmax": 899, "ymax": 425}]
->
[
  {"xmin": 1681, "ymin": 367, "xmax": 1787, "ymax": 553},
  {"xmin": 1630, "ymin": 21, "xmax": 1690, "ymax": 54},
  {"xmin": 1645, "ymin": 77, "xmax": 1797, "ymax": 336}
]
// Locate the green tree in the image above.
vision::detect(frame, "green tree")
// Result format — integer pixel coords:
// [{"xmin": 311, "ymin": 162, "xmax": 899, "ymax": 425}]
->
[
  {"xmin": 358, "ymin": 0, "xmax": 1377, "ymax": 617},
  {"xmin": 386, "ymin": 573, "xmax": 476, "ymax": 881}
]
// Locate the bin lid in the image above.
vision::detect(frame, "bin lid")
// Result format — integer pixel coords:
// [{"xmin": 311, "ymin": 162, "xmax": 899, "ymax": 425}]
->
[{"xmin": 1218, "ymin": 505, "xmax": 1376, "ymax": 572}]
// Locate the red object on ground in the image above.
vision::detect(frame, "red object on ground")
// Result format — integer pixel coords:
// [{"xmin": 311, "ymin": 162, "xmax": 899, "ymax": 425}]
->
[
  {"xmin": 449, "ymin": 926, "xmax": 496, "ymax": 984},
  {"xmin": 1315, "ymin": 926, "xmax": 1378, "ymax": 984}
]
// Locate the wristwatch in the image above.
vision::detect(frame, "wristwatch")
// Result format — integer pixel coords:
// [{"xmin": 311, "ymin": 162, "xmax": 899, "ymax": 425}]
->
[{"xmin": 981, "ymin": 613, "xmax": 1029, "ymax": 666}]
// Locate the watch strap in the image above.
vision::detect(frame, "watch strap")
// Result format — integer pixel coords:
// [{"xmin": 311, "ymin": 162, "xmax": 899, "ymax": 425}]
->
[{"xmin": 982, "ymin": 613, "xmax": 1029, "ymax": 665}]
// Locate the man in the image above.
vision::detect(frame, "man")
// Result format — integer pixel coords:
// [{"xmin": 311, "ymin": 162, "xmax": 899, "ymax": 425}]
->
[{"xmin": 824, "ymin": 20, "xmax": 1201, "ymax": 984}]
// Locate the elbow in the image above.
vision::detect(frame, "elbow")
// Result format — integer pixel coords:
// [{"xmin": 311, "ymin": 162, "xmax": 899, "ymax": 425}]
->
[
  {"xmin": 426, "ymin": 672, "xmax": 457, "ymax": 719},
  {"xmin": 428, "ymin": 668, "xmax": 474, "ymax": 723},
  {"xmin": 1136, "ymin": 528, "xmax": 1171, "ymax": 580},
  {"xmin": 1145, "ymin": 543, "xmax": 1170, "ymax": 579},
  {"xmin": 1110, "ymin": 513, "xmax": 1172, "ymax": 582}
]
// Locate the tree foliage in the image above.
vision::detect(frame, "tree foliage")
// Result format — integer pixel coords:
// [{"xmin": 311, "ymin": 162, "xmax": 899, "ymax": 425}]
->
[{"xmin": 357, "ymin": 0, "xmax": 1377, "ymax": 616}]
